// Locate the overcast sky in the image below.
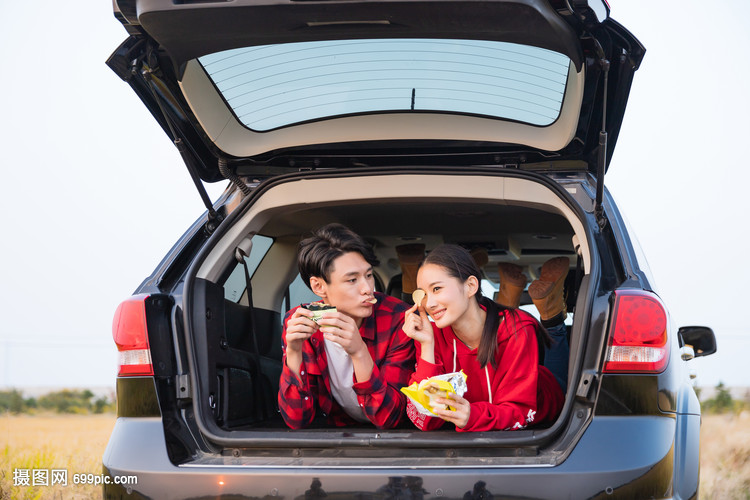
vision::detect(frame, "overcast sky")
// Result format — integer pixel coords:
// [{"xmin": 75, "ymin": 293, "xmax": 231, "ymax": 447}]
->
[{"xmin": 0, "ymin": 1, "xmax": 747, "ymax": 391}]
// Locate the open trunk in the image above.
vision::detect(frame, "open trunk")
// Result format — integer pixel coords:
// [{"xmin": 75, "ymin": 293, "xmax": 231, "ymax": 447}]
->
[
  {"xmin": 172, "ymin": 167, "xmax": 602, "ymax": 465},
  {"xmin": 103, "ymin": 2, "xmax": 718, "ymax": 497}
]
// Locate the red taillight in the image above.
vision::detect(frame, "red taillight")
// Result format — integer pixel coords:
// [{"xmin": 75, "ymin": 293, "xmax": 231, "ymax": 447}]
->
[
  {"xmin": 603, "ymin": 290, "xmax": 670, "ymax": 373},
  {"xmin": 112, "ymin": 294, "xmax": 153, "ymax": 376}
]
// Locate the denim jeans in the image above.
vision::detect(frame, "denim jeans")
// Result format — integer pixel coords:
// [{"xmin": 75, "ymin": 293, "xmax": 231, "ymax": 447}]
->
[{"xmin": 544, "ymin": 323, "xmax": 569, "ymax": 392}]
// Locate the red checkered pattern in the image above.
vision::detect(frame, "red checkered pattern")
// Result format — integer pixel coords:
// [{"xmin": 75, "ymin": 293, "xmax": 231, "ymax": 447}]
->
[{"xmin": 279, "ymin": 293, "xmax": 415, "ymax": 429}]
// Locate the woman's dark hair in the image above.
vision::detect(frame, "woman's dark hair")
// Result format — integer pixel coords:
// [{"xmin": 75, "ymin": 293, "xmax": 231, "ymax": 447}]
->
[
  {"xmin": 421, "ymin": 244, "xmax": 550, "ymax": 369},
  {"xmin": 298, "ymin": 223, "xmax": 379, "ymax": 287}
]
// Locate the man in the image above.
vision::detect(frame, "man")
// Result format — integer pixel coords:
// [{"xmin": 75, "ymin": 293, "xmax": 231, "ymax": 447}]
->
[{"xmin": 278, "ymin": 223, "xmax": 415, "ymax": 429}]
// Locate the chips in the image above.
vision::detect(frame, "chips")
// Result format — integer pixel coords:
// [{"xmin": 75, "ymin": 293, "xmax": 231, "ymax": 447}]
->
[
  {"xmin": 412, "ymin": 288, "xmax": 426, "ymax": 307},
  {"xmin": 401, "ymin": 371, "xmax": 468, "ymax": 416},
  {"xmin": 418, "ymin": 379, "xmax": 452, "ymax": 410}
]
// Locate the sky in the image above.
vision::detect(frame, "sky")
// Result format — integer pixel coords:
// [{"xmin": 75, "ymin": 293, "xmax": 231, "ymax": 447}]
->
[{"xmin": 0, "ymin": 1, "xmax": 747, "ymax": 392}]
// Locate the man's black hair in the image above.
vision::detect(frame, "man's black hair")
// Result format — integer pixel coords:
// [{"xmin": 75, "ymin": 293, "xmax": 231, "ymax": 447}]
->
[{"xmin": 298, "ymin": 223, "xmax": 379, "ymax": 287}]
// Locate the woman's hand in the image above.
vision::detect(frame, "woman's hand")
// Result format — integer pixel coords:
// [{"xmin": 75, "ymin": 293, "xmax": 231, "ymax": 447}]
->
[
  {"xmin": 402, "ymin": 302, "xmax": 433, "ymax": 345},
  {"xmin": 431, "ymin": 392, "xmax": 471, "ymax": 429},
  {"xmin": 403, "ymin": 302, "xmax": 435, "ymax": 364}
]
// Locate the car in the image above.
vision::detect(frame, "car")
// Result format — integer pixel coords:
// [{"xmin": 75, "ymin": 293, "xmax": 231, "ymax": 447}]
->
[{"xmin": 103, "ymin": 1, "xmax": 718, "ymax": 498}]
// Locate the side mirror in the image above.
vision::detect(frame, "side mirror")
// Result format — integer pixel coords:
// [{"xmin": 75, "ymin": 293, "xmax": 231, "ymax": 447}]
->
[
  {"xmin": 571, "ymin": 0, "xmax": 610, "ymax": 23},
  {"xmin": 677, "ymin": 326, "xmax": 717, "ymax": 358}
]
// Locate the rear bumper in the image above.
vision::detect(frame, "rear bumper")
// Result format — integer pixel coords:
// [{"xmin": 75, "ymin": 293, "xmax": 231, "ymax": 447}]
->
[{"xmin": 103, "ymin": 414, "xmax": 698, "ymax": 499}]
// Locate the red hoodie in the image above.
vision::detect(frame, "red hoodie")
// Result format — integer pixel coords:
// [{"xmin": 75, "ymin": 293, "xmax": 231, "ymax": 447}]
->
[{"xmin": 407, "ymin": 309, "xmax": 564, "ymax": 432}]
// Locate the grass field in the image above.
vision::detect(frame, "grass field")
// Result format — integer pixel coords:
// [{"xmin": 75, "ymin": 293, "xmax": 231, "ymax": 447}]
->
[
  {"xmin": 1, "ymin": 412, "xmax": 749, "ymax": 499},
  {"xmin": 1, "ymin": 413, "xmax": 115, "ymax": 500},
  {"xmin": 699, "ymin": 411, "xmax": 750, "ymax": 498}
]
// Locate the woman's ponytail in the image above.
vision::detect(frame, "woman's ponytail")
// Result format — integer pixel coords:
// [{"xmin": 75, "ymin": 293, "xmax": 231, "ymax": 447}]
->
[{"xmin": 477, "ymin": 295, "xmax": 503, "ymax": 369}]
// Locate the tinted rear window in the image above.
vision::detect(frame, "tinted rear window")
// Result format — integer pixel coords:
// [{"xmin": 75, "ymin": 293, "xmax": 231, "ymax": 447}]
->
[{"xmin": 199, "ymin": 39, "xmax": 571, "ymax": 131}]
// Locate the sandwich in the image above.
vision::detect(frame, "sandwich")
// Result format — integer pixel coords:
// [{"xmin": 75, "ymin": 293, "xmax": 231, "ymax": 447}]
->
[{"xmin": 302, "ymin": 301, "xmax": 337, "ymax": 324}]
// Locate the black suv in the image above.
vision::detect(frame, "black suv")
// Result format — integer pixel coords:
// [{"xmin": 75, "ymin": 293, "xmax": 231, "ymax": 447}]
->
[{"xmin": 104, "ymin": 1, "xmax": 717, "ymax": 498}]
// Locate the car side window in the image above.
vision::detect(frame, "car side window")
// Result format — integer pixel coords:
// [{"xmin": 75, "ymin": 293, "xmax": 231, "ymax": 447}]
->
[
  {"xmin": 281, "ymin": 274, "xmax": 321, "ymax": 318},
  {"xmin": 223, "ymin": 234, "xmax": 274, "ymax": 303}
]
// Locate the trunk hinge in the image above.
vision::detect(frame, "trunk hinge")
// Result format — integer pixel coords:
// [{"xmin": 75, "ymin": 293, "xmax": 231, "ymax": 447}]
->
[
  {"xmin": 593, "ymin": 41, "xmax": 610, "ymax": 230},
  {"xmin": 140, "ymin": 59, "xmax": 223, "ymax": 235},
  {"xmin": 576, "ymin": 369, "xmax": 597, "ymax": 400},
  {"xmin": 176, "ymin": 373, "xmax": 192, "ymax": 401}
]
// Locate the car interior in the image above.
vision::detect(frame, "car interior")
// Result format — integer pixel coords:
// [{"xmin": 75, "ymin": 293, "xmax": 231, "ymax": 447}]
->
[{"xmin": 189, "ymin": 173, "xmax": 590, "ymax": 431}]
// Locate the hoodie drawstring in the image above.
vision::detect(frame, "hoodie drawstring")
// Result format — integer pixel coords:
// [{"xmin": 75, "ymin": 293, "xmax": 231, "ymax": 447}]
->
[
  {"xmin": 452, "ymin": 339, "xmax": 457, "ymax": 373},
  {"xmin": 485, "ymin": 366, "xmax": 492, "ymax": 404},
  {"xmin": 453, "ymin": 338, "xmax": 493, "ymax": 404}
]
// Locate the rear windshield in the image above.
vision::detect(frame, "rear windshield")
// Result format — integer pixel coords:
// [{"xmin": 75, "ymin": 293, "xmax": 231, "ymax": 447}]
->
[{"xmin": 198, "ymin": 39, "xmax": 571, "ymax": 131}]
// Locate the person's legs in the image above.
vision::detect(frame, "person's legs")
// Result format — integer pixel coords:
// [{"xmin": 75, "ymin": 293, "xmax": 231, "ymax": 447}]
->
[
  {"xmin": 544, "ymin": 322, "xmax": 569, "ymax": 391},
  {"xmin": 470, "ymin": 247, "xmax": 489, "ymax": 270},
  {"xmin": 396, "ymin": 244, "xmax": 426, "ymax": 297},
  {"xmin": 496, "ymin": 263, "xmax": 527, "ymax": 309},
  {"xmin": 528, "ymin": 257, "xmax": 568, "ymax": 322},
  {"xmin": 529, "ymin": 257, "xmax": 570, "ymax": 392}
]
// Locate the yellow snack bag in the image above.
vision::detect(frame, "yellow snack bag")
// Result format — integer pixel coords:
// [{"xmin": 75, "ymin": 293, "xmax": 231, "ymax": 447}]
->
[{"xmin": 401, "ymin": 371, "xmax": 467, "ymax": 416}]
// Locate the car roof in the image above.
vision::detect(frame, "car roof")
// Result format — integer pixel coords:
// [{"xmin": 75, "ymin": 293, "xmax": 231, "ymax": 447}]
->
[{"xmin": 110, "ymin": 0, "xmax": 645, "ymax": 182}]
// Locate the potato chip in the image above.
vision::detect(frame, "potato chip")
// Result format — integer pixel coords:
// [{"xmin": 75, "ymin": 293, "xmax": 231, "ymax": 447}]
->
[
  {"xmin": 412, "ymin": 288, "xmax": 426, "ymax": 306},
  {"xmin": 400, "ymin": 371, "xmax": 467, "ymax": 416}
]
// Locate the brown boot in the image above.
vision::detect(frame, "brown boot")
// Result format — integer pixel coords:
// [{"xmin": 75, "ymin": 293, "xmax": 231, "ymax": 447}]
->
[
  {"xmin": 528, "ymin": 257, "xmax": 569, "ymax": 322},
  {"xmin": 496, "ymin": 263, "xmax": 528, "ymax": 308},
  {"xmin": 396, "ymin": 244, "xmax": 426, "ymax": 294},
  {"xmin": 470, "ymin": 247, "xmax": 489, "ymax": 269}
]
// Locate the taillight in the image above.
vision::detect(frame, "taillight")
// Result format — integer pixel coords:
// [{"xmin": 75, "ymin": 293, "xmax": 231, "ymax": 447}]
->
[
  {"xmin": 603, "ymin": 290, "xmax": 670, "ymax": 373},
  {"xmin": 112, "ymin": 294, "xmax": 154, "ymax": 376}
]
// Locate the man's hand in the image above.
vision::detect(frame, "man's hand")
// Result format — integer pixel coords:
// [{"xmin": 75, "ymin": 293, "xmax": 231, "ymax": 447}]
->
[
  {"xmin": 318, "ymin": 311, "xmax": 374, "ymax": 383},
  {"xmin": 318, "ymin": 311, "xmax": 366, "ymax": 356},
  {"xmin": 284, "ymin": 307, "xmax": 318, "ymax": 377}
]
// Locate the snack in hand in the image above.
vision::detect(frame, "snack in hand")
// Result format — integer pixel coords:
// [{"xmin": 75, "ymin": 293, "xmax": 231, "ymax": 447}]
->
[
  {"xmin": 412, "ymin": 288, "xmax": 426, "ymax": 307},
  {"xmin": 302, "ymin": 301, "xmax": 337, "ymax": 324},
  {"xmin": 400, "ymin": 371, "xmax": 468, "ymax": 416},
  {"xmin": 418, "ymin": 379, "xmax": 450, "ymax": 410}
]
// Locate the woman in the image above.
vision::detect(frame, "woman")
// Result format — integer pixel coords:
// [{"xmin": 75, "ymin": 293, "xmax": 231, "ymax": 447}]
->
[{"xmin": 403, "ymin": 244, "xmax": 564, "ymax": 431}]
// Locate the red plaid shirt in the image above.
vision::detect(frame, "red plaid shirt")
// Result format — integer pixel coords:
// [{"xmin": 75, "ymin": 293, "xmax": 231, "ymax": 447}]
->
[{"xmin": 278, "ymin": 292, "xmax": 415, "ymax": 429}]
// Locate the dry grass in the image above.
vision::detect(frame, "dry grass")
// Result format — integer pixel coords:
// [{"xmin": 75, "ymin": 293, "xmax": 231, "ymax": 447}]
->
[
  {"xmin": 0, "ymin": 412, "xmax": 748, "ymax": 499},
  {"xmin": 700, "ymin": 411, "xmax": 750, "ymax": 499},
  {"xmin": 0, "ymin": 413, "xmax": 115, "ymax": 500}
]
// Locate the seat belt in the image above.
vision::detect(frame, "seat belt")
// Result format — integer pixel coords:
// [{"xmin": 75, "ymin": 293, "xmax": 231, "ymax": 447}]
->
[{"xmin": 236, "ymin": 241, "xmax": 271, "ymax": 421}]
